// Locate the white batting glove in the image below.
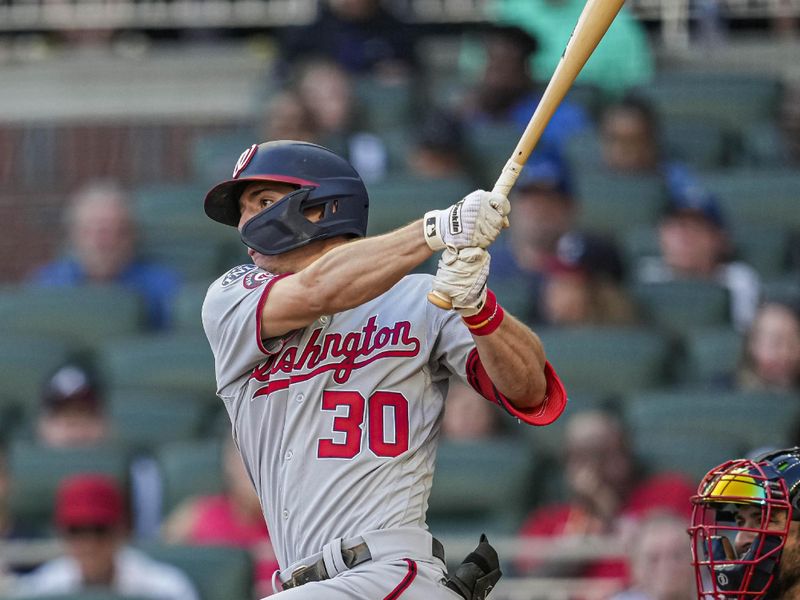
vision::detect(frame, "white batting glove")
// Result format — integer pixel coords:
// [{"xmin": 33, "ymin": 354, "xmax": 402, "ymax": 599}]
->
[
  {"xmin": 423, "ymin": 190, "xmax": 510, "ymax": 252},
  {"xmin": 432, "ymin": 247, "xmax": 491, "ymax": 316}
]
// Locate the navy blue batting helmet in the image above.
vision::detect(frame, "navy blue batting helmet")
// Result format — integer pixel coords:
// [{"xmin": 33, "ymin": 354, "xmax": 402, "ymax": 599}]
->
[{"xmin": 204, "ymin": 140, "xmax": 369, "ymax": 255}]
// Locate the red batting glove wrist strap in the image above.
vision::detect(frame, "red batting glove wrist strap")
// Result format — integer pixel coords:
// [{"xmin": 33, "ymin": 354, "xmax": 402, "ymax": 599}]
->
[{"xmin": 462, "ymin": 289, "xmax": 505, "ymax": 336}]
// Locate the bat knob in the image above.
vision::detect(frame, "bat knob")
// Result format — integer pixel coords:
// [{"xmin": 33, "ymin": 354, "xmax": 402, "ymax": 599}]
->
[{"xmin": 427, "ymin": 290, "xmax": 453, "ymax": 310}]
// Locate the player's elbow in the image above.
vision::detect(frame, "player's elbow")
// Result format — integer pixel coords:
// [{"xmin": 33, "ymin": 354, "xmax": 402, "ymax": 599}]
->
[{"xmin": 506, "ymin": 367, "xmax": 548, "ymax": 411}]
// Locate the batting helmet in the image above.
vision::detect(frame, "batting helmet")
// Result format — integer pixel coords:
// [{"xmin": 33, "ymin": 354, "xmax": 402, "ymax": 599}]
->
[
  {"xmin": 689, "ymin": 447, "xmax": 800, "ymax": 599},
  {"xmin": 204, "ymin": 140, "xmax": 369, "ymax": 255}
]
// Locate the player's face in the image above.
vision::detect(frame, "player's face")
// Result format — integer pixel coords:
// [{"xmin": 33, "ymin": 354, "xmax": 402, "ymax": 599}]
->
[
  {"xmin": 238, "ymin": 181, "xmax": 329, "ymax": 273},
  {"xmin": 733, "ymin": 504, "xmax": 788, "ymax": 557}
]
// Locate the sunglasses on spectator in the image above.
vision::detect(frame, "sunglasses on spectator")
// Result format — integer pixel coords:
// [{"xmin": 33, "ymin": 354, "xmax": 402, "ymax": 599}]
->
[{"xmin": 64, "ymin": 524, "xmax": 114, "ymax": 537}]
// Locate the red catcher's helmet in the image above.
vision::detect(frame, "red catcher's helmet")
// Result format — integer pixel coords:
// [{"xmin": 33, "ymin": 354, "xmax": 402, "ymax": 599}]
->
[{"xmin": 689, "ymin": 449, "xmax": 800, "ymax": 599}]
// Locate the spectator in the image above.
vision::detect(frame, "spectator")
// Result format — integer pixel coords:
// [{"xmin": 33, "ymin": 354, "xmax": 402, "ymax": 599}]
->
[
  {"xmin": 600, "ymin": 96, "xmax": 661, "ymax": 174},
  {"xmin": 610, "ymin": 512, "xmax": 695, "ymax": 600},
  {"xmin": 406, "ymin": 109, "xmax": 472, "ymax": 181},
  {"xmin": 293, "ymin": 59, "xmax": 388, "ymax": 182},
  {"xmin": 441, "ymin": 383, "xmax": 503, "ymax": 440},
  {"xmin": 539, "ymin": 233, "xmax": 638, "ymax": 327},
  {"xmin": 30, "ymin": 181, "xmax": 180, "ymax": 330},
  {"xmin": 278, "ymin": 0, "xmax": 418, "ymax": 79},
  {"xmin": 258, "ymin": 90, "xmax": 319, "ymax": 143},
  {"xmin": 737, "ymin": 301, "xmax": 800, "ymax": 393},
  {"xmin": 636, "ymin": 186, "xmax": 761, "ymax": 331},
  {"xmin": 162, "ymin": 438, "xmax": 278, "ymax": 598},
  {"xmin": 488, "ymin": 0, "xmax": 653, "ymax": 95},
  {"xmin": 489, "ymin": 153, "xmax": 625, "ymax": 322},
  {"xmin": 13, "ymin": 474, "xmax": 199, "ymax": 600},
  {"xmin": 36, "ymin": 363, "xmax": 109, "ymax": 449},
  {"xmin": 460, "ymin": 25, "xmax": 590, "ymax": 155},
  {"xmin": 517, "ymin": 410, "xmax": 694, "ymax": 581}
]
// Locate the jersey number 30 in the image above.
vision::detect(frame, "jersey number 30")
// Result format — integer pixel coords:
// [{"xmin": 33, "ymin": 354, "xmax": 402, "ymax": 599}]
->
[{"xmin": 317, "ymin": 390, "xmax": 409, "ymax": 459}]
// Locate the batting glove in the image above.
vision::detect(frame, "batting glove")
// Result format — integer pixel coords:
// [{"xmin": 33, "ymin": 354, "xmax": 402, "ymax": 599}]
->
[
  {"xmin": 423, "ymin": 190, "xmax": 510, "ymax": 252},
  {"xmin": 431, "ymin": 247, "xmax": 491, "ymax": 316}
]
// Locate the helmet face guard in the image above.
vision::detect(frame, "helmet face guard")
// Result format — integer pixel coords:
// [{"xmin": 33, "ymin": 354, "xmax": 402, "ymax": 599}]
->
[{"xmin": 690, "ymin": 458, "xmax": 792, "ymax": 599}]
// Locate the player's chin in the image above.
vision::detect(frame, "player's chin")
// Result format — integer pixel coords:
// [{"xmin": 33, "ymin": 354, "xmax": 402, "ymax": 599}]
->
[{"xmin": 251, "ymin": 252, "xmax": 287, "ymax": 274}]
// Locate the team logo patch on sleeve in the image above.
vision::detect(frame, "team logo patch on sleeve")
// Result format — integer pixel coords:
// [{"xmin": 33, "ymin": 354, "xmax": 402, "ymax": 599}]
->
[{"xmin": 221, "ymin": 264, "xmax": 257, "ymax": 287}]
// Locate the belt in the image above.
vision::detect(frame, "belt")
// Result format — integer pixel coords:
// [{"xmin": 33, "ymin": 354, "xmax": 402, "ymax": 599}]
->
[{"xmin": 281, "ymin": 535, "xmax": 446, "ymax": 591}]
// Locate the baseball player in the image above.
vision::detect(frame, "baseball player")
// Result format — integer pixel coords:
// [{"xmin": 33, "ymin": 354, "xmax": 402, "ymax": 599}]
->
[
  {"xmin": 690, "ymin": 447, "xmax": 800, "ymax": 599},
  {"xmin": 201, "ymin": 140, "xmax": 567, "ymax": 599}
]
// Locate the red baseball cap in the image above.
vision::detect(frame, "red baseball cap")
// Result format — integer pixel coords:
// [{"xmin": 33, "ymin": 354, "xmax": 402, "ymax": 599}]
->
[{"xmin": 55, "ymin": 474, "xmax": 124, "ymax": 529}]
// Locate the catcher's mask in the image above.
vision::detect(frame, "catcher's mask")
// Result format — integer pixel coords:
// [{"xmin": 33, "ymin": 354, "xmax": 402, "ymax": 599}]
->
[
  {"xmin": 204, "ymin": 140, "xmax": 369, "ymax": 255},
  {"xmin": 689, "ymin": 448, "xmax": 800, "ymax": 599}
]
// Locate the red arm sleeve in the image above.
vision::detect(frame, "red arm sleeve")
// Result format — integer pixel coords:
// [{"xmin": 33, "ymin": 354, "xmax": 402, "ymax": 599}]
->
[{"xmin": 465, "ymin": 348, "xmax": 567, "ymax": 426}]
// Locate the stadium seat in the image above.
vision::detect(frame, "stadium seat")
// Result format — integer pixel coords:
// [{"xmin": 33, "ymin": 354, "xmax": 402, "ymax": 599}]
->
[
  {"xmin": 138, "ymin": 544, "xmax": 253, "ymax": 600},
  {"xmin": 108, "ymin": 389, "xmax": 209, "ymax": 450},
  {"xmin": 156, "ymin": 439, "xmax": 224, "ymax": 515},
  {"xmin": 190, "ymin": 130, "xmax": 257, "ymax": 184},
  {"xmin": 489, "ymin": 277, "xmax": 537, "ymax": 323},
  {"xmin": 464, "ymin": 122, "xmax": 525, "ymax": 187},
  {"xmin": 761, "ymin": 275, "xmax": 800, "ymax": 307},
  {"xmin": 366, "ymin": 174, "xmax": 474, "ymax": 236},
  {"xmin": 139, "ymin": 237, "xmax": 226, "ymax": 283},
  {"xmin": 630, "ymin": 280, "xmax": 730, "ymax": 334},
  {"xmin": 173, "ymin": 281, "xmax": 212, "ymax": 334},
  {"xmin": 679, "ymin": 326, "xmax": 742, "ymax": 385},
  {"xmin": 0, "ymin": 335, "xmax": 76, "ymax": 415},
  {"xmin": 624, "ymin": 390, "xmax": 800, "ymax": 467},
  {"xmin": 700, "ymin": 169, "xmax": 800, "ymax": 230},
  {"xmin": 355, "ymin": 76, "xmax": 415, "ymax": 130},
  {"xmin": 635, "ymin": 72, "xmax": 780, "ymax": 133},
  {"xmin": 428, "ymin": 438, "xmax": 536, "ymax": 536},
  {"xmin": 662, "ymin": 118, "xmax": 728, "ymax": 169},
  {"xmin": 9, "ymin": 440, "xmax": 130, "ymax": 530},
  {"xmin": 0, "ymin": 286, "xmax": 143, "ymax": 350},
  {"xmin": 573, "ymin": 173, "xmax": 666, "ymax": 237},
  {"xmin": 97, "ymin": 333, "xmax": 216, "ymax": 397},
  {"xmin": 731, "ymin": 224, "xmax": 791, "ymax": 278},
  {"xmin": 535, "ymin": 327, "xmax": 672, "ymax": 397}
]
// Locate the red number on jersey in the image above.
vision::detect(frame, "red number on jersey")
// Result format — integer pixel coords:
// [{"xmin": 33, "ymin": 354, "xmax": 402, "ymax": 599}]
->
[
  {"xmin": 368, "ymin": 391, "xmax": 409, "ymax": 458},
  {"xmin": 317, "ymin": 391, "xmax": 365, "ymax": 459},
  {"xmin": 316, "ymin": 390, "xmax": 410, "ymax": 459}
]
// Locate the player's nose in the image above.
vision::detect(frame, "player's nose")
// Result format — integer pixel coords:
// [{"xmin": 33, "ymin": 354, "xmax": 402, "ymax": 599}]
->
[{"xmin": 734, "ymin": 530, "xmax": 756, "ymax": 557}]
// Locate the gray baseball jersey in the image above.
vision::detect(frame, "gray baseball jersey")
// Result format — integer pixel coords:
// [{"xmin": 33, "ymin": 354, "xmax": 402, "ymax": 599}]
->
[{"xmin": 202, "ymin": 264, "xmax": 566, "ymax": 571}]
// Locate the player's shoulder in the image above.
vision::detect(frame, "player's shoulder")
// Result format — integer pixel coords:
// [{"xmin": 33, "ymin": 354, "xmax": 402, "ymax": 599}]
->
[
  {"xmin": 207, "ymin": 264, "xmax": 278, "ymax": 295},
  {"xmin": 395, "ymin": 272, "xmax": 435, "ymax": 293}
]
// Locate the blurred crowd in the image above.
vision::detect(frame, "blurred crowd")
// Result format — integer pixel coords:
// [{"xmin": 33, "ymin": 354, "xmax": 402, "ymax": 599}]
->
[{"xmin": 0, "ymin": 0, "xmax": 799, "ymax": 599}]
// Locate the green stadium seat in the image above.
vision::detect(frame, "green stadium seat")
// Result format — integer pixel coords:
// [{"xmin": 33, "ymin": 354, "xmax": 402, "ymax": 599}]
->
[
  {"xmin": 139, "ymin": 238, "xmax": 226, "ymax": 283},
  {"xmin": 679, "ymin": 326, "xmax": 742, "ymax": 385},
  {"xmin": 9, "ymin": 440, "xmax": 130, "ymax": 530},
  {"xmin": 428, "ymin": 438, "xmax": 536, "ymax": 536},
  {"xmin": 366, "ymin": 175, "xmax": 474, "ymax": 236},
  {"xmin": 137, "ymin": 544, "xmax": 253, "ymax": 600},
  {"xmin": 700, "ymin": 169, "xmax": 800, "ymax": 230},
  {"xmin": 630, "ymin": 280, "xmax": 730, "ymax": 334},
  {"xmin": 156, "ymin": 439, "xmax": 224, "ymax": 515},
  {"xmin": 0, "ymin": 286, "xmax": 144, "ymax": 350},
  {"xmin": 191, "ymin": 130, "xmax": 256, "ymax": 184},
  {"xmin": 635, "ymin": 72, "xmax": 780, "ymax": 133},
  {"xmin": 740, "ymin": 121, "xmax": 792, "ymax": 167},
  {"xmin": 173, "ymin": 281, "xmax": 212, "ymax": 334},
  {"xmin": 355, "ymin": 76, "xmax": 415, "ymax": 130},
  {"xmin": 662, "ymin": 118, "xmax": 728, "ymax": 169},
  {"xmin": 631, "ymin": 430, "xmax": 744, "ymax": 482},
  {"xmin": 761, "ymin": 275, "xmax": 800, "ymax": 307},
  {"xmin": 108, "ymin": 389, "xmax": 208, "ymax": 450},
  {"xmin": 464, "ymin": 122, "xmax": 523, "ymax": 188},
  {"xmin": 97, "ymin": 334, "xmax": 216, "ymax": 397},
  {"xmin": 625, "ymin": 390, "xmax": 800, "ymax": 458},
  {"xmin": 489, "ymin": 277, "xmax": 536, "ymax": 323},
  {"xmin": 534, "ymin": 327, "xmax": 672, "ymax": 398},
  {"xmin": 574, "ymin": 173, "xmax": 666, "ymax": 237},
  {"xmin": 731, "ymin": 225, "xmax": 791, "ymax": 278},
  {"xmin": 0, "ymin": 335, "xmax": 76, "ymax": 415}
]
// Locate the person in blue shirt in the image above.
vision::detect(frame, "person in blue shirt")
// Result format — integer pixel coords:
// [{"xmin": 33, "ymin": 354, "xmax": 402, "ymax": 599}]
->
[{"xmin": 30, "ymin": 181, "xmax": 180, "ymax": 330}]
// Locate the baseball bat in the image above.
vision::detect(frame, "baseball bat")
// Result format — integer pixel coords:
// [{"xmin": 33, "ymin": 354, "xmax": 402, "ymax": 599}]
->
[{"xmin": 427, "ymin": 0, "xmax": 626, "ymax": 310}]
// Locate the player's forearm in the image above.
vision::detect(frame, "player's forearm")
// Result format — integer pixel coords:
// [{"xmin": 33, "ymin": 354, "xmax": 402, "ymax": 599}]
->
[
  {"xmin": 299, "ymin": 220, "xmax": 433, "ymax": 314},
  {"xmin": 472, "ymin": 314, "xmax": 548, "ymax": 409}
]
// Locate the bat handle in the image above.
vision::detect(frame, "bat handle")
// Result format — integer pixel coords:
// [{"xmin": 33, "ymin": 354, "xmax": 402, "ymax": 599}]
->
[
  {"xmin": 492, "ymin": 158, "xmax": 525, "ymax": 197},
  {"xmin": 427, "ymin": 290, "xmax": 453, "ymax": 310}
]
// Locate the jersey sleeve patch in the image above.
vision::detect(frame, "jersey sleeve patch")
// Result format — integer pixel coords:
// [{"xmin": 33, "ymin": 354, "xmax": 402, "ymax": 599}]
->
[{"xmin": 465, "ymin": 349, "xmax": 567, "ymax": 426}]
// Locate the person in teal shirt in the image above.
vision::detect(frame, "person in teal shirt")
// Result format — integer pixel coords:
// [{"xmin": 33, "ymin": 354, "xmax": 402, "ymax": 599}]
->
[{"xmin": 488, "ymin": 0, "xmax": 654, "ymax": 96}]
